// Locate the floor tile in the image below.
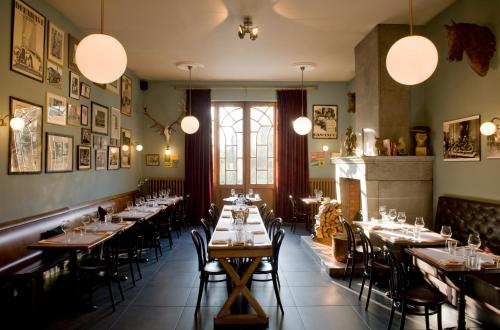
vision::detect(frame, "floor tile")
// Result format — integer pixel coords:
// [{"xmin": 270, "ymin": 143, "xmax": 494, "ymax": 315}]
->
[
  {"xmin": 298, "ymin": 306, "xmax": 369, "ymax": 330},
  {"xmin": 133, "ymin": 286, "xmax": 191, "ymax": 307},
  {"xmin": 290, "ymin": 286, "xmax": 352, "ymax": 306},
  {"xmin": 285, "ymin": 271, "xmax": 335, "ymax": 287},
  {"xmin": 111, "ymin": 306, "xmax": 183, "ymax": 330}
]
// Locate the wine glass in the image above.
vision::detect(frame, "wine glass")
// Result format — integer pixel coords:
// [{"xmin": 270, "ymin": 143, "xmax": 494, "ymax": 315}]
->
[
  {"xmin": 414, "ymin": 217, "xmax": 425, "ymax": 241},
  {"xmin": 249, "ymin": 188, "xmax": 253, "ymax": 197},
  {"xmin": 146, "ymin": 194, "xmax": 151, "ymax": 200},
  {"xmin": 388, "ymin": 209, "xmax": 397, "ymax": 222},
  {"xmin": 152, "ymin": 191, "xmax": 158, "ymax": 199},
  {"xmin": 379, "ymin": 205, "xmax": 387, "ymax": 222},
  {"xmin": 61, "ymin": 220, "xmax": 71, "ymax": 242},
  {"xmin": 440, "ymin": 225, "xmax": 452, "ymax": 252},
  {"xmin": 81, "ymin": 215, "xmax": 91, "ymax": 235},
  {"xmin": 468, "ymin": 233, "xmax": 481, "ymax": 252},
  {"xmin": 397, "ymin": 212, "xmax": 406, "ymax": 225},
  {"xmin": 127, "ymin": 201, "xmax": 133, "ymax": 211},
  {"xmin": 166, "ymin": 188, "xmax": 171, "ymax": 197}
]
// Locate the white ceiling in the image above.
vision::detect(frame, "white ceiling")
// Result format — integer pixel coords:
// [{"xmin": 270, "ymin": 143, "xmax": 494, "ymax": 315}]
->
[{"xmin": 45, "ymin": 0, "xmax": 455, "ymax": 81}]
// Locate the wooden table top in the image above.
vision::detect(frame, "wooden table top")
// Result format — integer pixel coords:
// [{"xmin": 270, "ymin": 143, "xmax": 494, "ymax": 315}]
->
[
  {"xmin": 406, "ymin": 247, "xmax": 500, "ymax": 273},
  {"xmin": 30, "ymin": 221, "xmax": 135, "ymax": 250},
  {"xmin": 208, "ymin": 205, "xmax": 272, "ymax": 258}
]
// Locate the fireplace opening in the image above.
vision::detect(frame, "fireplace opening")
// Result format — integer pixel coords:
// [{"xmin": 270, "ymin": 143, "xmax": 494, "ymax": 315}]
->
[{"xmin": 339, "ymin": 177, "xmax": 361, "ymax": 222}]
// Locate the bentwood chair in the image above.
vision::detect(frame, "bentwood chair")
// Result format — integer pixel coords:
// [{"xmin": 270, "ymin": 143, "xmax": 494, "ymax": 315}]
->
[
  {"xmin": 200, "ymin": 218, "xmax": 212, "ymax": 250},
  {"xmin": 288, "ymin": 195, "xmax": 310, "ymax": 233},
  {"xmin": 258, "ymin": 203, "xmax": 269, "ymax": 217},
  {"xmin": 263, "ymin": 209, "xmax": 275, "ymax": 229},
  {"xmin": 339, "ymin": 217, "xmax": 359, "ymax": 288},
  {"xmin": 356, "ymin": 227, "xmax": 387, "ymax": 310},
  {"xmin": 191, "ymin": 230, "xmax": 230, "ymax": 316},
  {"xmin": 384, "ymin": 246, "xmax": 446, "ymax": 330},
  {"xmin": 248, "ymin": 228, "xmax": 286, "ymax": 314},
  {"xmin": 267, "ymin": 217, "xmax": 283, "ymax": 240},
  {"xmin": 209, "ymin": 203, "xmax": 220, "ymax": 220},
  {"xmin": 208, "ymin": 208, "xmax": 218, "ymax": 231}
]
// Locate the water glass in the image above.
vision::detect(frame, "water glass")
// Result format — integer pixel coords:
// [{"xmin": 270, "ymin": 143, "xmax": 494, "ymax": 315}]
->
[
  {"xmin": 61, "ymin": 220, "xmax": 71, "ymax": 242},
  {"xmin": 415, "ymin": 217, "xmax": 425, "ymax": 229},
  {"xmin": 467, "ymin": 255, "xmax": 480, "ymax": 269},
  {"xmin": 248, "ymin": 188, "xmax": 253, "ymax": 197},
  {"xmin": 379, "ymin": 205, "xmax": 387, "ymax": 222},
  {"xmin": 447, "ymin": 240, "xmax": 457, "ymax": 255},
  {"xmin": 245, "ymin": 231, "xmax": 254, "ymax": 246},
  {"xmin": 388, "ymin": 209, "xmax": 397, "ymax": 222},
  {"xmin": 467, "ymin": 233, "xmax": 481, "ymax": 251},
  {"xmin": 413, "ymin": 227, "xmax": 422, "ymax": 241}
]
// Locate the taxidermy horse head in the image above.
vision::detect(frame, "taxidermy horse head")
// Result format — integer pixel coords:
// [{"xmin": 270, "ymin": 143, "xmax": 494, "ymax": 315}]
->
[{"xmin": 445, "ymin": 21, "xmax": 496, "ymax": 77}]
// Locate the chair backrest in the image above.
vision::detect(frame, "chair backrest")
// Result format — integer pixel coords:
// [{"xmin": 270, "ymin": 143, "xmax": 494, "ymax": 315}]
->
[
  {"xmin": 268, "ymin": 217, "xmax": 283, "ymax": 240},
  {"xmin": 271, "ymin": 229, "xmax": 286, "ymax": 271},
  {"xmin": 288, "ymin": 195, "xmax": 297, "ymax": 214},
  {"xmin": 191, "ymin": 230, "xmax": 207, "ymax": 272},
  {"xmin": 209, "ymin": 203, "xmax": 220, "ymax": 219},
  {"xmin": 200, "ymin": 218, "xmax": 212, "ymax": 246},
  {"xmin": 208, "ymin": 208, "xmax": 218, "ymax": 230},
  {"xmin": 356, "ymin": 227, "xmax": 375, "ymax": 270},
  {"xmin": 383, "ymin": 246, "xmax": 406, "ymax": 303},
  {"xmin": 258, "ymin": 203, "xmax": 269, "ymax": 217},
  {"xmin": 184, "ymin": 194, "xmax": 191, "ymax": 221},
  {"xmin": 263, "ymin": 209, "xmax": 275, "ymax": 229},
  {"xmin": 340, "ymin": 217, "xmax": 356, "ymax": 256}
]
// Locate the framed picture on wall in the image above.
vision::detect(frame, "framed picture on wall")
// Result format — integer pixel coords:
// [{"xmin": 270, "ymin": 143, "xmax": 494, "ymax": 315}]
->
[
  {"xmin": 67, "ymin": 34, "xmax": 79, "ymax": 72},
  {"xmin": 81, "ymin": 128, "xmax": 91, "ymax": 145},
  {"xmin": 8, "ymin": 97, "xmax": 43, "ymax": 174},
  {"xmin": 80, "ymin": 82, "xmax": 91, "ymax": 99},
  {"xmin": 121, "ymin": 75, "xmax": 132, "ymax": 116},
  {"xmin": 67, "ymin": 103, "xmax": 81, "ymax": 126},
  {"xmin": 46, "ymin": 61, "xmax": 63, "ymax": 89},
  {"xmin": 95, "ymin": 149, "xmax": 106, "ymax": 170},
  {"xmin": 312, "ymin": 105, "xmax": 338, "ymax": 139},
  {"xmin": 77, "ymin": 145, "xmax": 91, "ymax": 170},
  {"xmin": 11, "ymin": 0, "xmax": 46, "ymax": 82},
  {"xmin": 48, "ymin": 21, "xmax": 64, "ymax": 66},
  {"xmin": 107, "ymin": 146, "xmax": 120, "ymax": 170},
  {"xmin": 443, "ymin": 115, "xmax": 480, "ymax": 161},
  {"xmin": 120, "ymin": 128, "xmax": 131, "ymax": 168},
  {"xmin": 46, "ymin": 133, "xmax": 73, "ymax": 173},
  {"xmin": 46, "ymin": 92, "xmax": 67, "ymax": 126},
  {"xmin": 486, "ymin": 117, "xmax": 500, "ymax": 159},
  {"xmin": 91, "ymin": 102, "xmax": 109, "ymax": 135},
  {"xmin": 110, "ymin": 107, "xmax": 121, "ymax": 141},
  {"xmin": 81, "ymin": 105, "xmax": 89, "ymax": 126},
  {"xmin": 146, "ymin": 154, "xmax": 160, "ymax": 166},
  {"xmin": 69, "ymin": 71, "xmax": 80, "ymax": 100},
  {"xmin": 107, "ymin": 79, "xmax": 120, "ymax": 95}
]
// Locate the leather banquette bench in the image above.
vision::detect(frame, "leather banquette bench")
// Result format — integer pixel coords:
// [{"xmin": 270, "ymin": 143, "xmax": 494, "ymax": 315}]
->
[
  {"xmin": 0, "ymin": 191, "xmax": 135, "ymax": 311},
  {"xmin": 418, "ymin": 196, "xmax": 500, "ymax": 327}
]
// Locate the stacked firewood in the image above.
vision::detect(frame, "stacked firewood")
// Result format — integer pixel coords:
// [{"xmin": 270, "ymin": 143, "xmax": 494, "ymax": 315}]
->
[{"xmin": 313, "ymin": 201, "xmax": 344, "ymax": 243}]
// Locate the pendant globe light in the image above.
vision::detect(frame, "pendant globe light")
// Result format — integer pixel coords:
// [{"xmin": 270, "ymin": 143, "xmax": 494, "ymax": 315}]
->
[
  {"xmin": 75, "ymin": 0, "xmax": 127, "ymax": 84},
  {"xmin": 292, "ymin": 63, "xmax": 315, "ymax": 135},
  {"xmin": 386, "ymin": 0, "xmax": 438, "ymax": 85},
  {"xmin": 177, "ymin": 62, "xmax": 202, "ymax": 134}
]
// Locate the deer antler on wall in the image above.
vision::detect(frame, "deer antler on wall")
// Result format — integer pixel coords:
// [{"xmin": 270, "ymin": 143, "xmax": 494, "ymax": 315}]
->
[{"xmin": 143, "ymin": 100, "xmax": 187, "ymax": 146}]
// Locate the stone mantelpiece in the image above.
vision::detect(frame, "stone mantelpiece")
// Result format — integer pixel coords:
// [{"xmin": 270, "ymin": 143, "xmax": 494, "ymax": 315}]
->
[{"xmin": 332, "ymin": 156, "xmax": 434, "ymax": 223}]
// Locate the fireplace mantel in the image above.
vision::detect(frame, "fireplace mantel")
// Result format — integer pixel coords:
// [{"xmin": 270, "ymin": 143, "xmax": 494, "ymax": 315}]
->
[{"xmin": 332, "ymin": 156, "xmax": 434, "ymax": 222}]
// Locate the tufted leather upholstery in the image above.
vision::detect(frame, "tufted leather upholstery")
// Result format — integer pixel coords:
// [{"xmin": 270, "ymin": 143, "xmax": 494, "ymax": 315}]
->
[{"xmin": 434, "ymin": 196, "xmax": 500, "ymax": 254}]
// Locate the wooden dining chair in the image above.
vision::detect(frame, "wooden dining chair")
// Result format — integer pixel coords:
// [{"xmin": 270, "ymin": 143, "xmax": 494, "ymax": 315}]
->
[
  {"xmin": 267, "ymin": 217, "xmax": 283, "ymax": 240},
  {"xmin": 191, "ymin": 230, "xmax": 230, "ymax": 316},
  {"xmin": 200, "ymin": 218, "xmax": 212, "ymax": 249},
  {"xmin": 339, "ymin": 217, "xmax": 358, "ymax": 288},
  {"xmin": 258, "ymin": 203, "xmax": 269, "ymax": 217},
  {"xmin": 208, "ymin": 208, "xmax": 218, "ymax": 231},
  {"xmin": 356, "ymin": 227, "xmax": 387, "ymax": 310},
  {"xmin": 384, "ymin": 246, "xmax": 446, "ymax": 330},
  {"xmin": 288, "ymin": 195, "xmax": 310, "ymax": 233},
  {"xmin": 248, "ymin": 228, "xmax": 286, "ymax": 314},
  {"xmin": 263, "ymin": 209, "xmax": 275, "ymax": 229},
  {"xmin": 209, "ymin": 203, "xmax": 220, "ymax": 219}
]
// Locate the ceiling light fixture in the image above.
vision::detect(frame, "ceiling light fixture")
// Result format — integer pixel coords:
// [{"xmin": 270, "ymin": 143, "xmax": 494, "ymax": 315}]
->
[
  {"xmin": 292, "ymin": 63, "xmax": 315, "ymax": 135},
  {"xmin": 177, "ymin": 62, "xmax": 202, "ymax": 134},
  {"xmin": 75, "ymin": 0, "xmax": 127, "ymax": 84},
  {"xmin": 386, "ymin": 0, "xmax": 438, "ymax": 85},
  {"xmin": 238, "ymin": 16, "xmax": 258, "ymax": 41}
]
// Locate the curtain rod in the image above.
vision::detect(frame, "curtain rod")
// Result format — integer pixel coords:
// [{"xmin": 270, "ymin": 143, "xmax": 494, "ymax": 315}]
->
[{"xmin": 172, "ymin": 84, "xmax": 319, "ymax": 91}]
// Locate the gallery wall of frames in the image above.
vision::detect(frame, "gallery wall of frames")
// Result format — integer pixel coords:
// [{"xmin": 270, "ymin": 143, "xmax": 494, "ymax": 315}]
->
[{"xmin": 0, "ymin": 0, "xmax": 144, "ymax": 223}]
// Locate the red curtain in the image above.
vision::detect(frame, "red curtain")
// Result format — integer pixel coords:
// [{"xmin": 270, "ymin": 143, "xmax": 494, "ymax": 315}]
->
[
  {"xmin": 275, "ymin": 90, "xmax": 310, "ymax": 221},
  {"xmin": 185, "ymin": 89, "xmax": 213, "ymax": 224}
]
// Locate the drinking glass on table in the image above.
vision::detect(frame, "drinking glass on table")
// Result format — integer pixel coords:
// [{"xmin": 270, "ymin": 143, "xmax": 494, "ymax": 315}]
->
[
  {"xmin": 468, "ymin": 233, "xmax": 481, "ymax": 254},
  {"xmin": 127, "ymin": 201, "xmax": 133, "ymax": 211},
  {"xmin": 152, "ymin": 191, "xmax": 158, "ymax": 199},
  {"xmin": 379, "ymin": 205, "xmax": 387, "ymax": 222},
  {"xmin": 146, "ymin": 194, "xmax": 151, "ymax": 201},
  {"xmin": 414, "ymin": 217, "xmax": 425, "ymax": 241},
  {"xmin": 61, "ymin": 220, "xmax": 71, "ymax": 242},
  {"xmin": 388, "ymin": 209, "xmax": 397, "ymax": 222},
  {"xmin": 231, "ymin": 188, "xmax": 235, "ymax": 197},
  {"xmin": 440, "ymin": 225, "xmax": 452, "ymax": 250},
  {"xmin": 248, "ymin": 188, "xmax": 253, "ymax": 197},
  {"xmin": 166, "ymin": 188, "xmax": 171, "ymax": 197},
  {"xmin": 81, "ymin": 215, "xmax": 91, "ymax": 235}
]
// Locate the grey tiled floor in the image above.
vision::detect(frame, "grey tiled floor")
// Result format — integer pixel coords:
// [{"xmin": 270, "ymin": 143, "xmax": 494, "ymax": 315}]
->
[{"xmin": 47, "ymin": 226, "xmax": 487, "ymax": 330}]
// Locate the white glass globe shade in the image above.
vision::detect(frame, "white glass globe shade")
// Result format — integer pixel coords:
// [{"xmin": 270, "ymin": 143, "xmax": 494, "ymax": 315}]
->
[
  {"xmin": 293, "ymin": 116, "xmax": 312, "ymax": 135},
  {"xmin": 164, "ymin": 147, "xmax": 172, "ymax": 156},
  {"xmin": 386, "ymin": 35, "xmax": 438, "ymax": 85},
  {"xmin": 322, "ymin": 145, "xmax": 329, "ymax": 152},
  {"xmin": 181, "ymin": 115, "xmax": 200, "ymax": 134},
  {"xmin": 135, "ymin": 144, "xmax": 143, "ymax": 152},
  {"xmin": 10, "ymin": 117, "xmax": 25, "ymax": 130},
  {"xmin": 75, "ymin": 34, "xmax": 127, "ymax": 84},
  {"xmin": 480, "ymin": 122, "xmax": 496, "ymax": 136},
  {"xmin": 121, "ymin": 145, "xmax": 129, "ymax": 152}
]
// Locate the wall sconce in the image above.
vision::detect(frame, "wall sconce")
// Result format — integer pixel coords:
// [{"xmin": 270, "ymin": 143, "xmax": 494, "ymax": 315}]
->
[
  {"xmin": 122, "ymin": 142, "xmax": 143, "ymax": 152},
  {"xmin": 480, "ymin": 118, "xmax": 499, "ymax": 136},
  {"xmin": 322, "ymin": 145, "xmax": 329, "ymax": 152},
  {"xmin": 164, "ymin": 146, "xmax": 172, "ymax": 156},
  {"xmin": 0, "ymin": 115, "xmax": 25, "ymax": 130},
  {"xmin": 135, "ymin": 144, "xmax": 143, "ymax": 152}
]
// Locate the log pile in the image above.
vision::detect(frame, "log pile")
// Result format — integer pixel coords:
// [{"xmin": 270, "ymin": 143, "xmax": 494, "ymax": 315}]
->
[{"xmin": 313, "ymin": 201, "xmax": 344, "ymax": 245}]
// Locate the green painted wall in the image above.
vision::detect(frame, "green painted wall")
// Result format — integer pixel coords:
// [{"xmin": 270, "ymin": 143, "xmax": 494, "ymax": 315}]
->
[
  {"xmin": 0, "ymin": 0, "xmax": 144, "ymax": 223},
  {"xmin": 422, "ymin": 0, "xmax": 500, "ymax": 208},
  {"xmin": 142, "ymin": 80, "xmax": 354, "ymax": 179}
]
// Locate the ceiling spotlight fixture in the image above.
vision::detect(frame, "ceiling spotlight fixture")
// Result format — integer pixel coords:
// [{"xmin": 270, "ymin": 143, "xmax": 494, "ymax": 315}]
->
[
  {"xmin": 238, "ymin": 16, "xmax": 258, "ymax": 41},
  {"xmin": 75, "ymin": 0, "xmax": 127, "ymax": 84},
  {"xmin": 177, "ymin": 62, "xmax": 203, "ymax": 134},
  {"xmin": 386, "ymin": 0, "xmax": 438, "ymax": 85},
  {"xmin": 292, "ymin": 63, "xmax": 315, "ymax": 135}
]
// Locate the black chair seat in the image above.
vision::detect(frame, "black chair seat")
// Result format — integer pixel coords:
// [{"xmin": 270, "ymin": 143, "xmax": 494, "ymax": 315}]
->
[
  {"xmin": 406, "ymin": 286, "xmax": 447, "ymax": 306},
  {"xmin": 204, "ymin": 261, "xmax": 226, "ymax": 274}
]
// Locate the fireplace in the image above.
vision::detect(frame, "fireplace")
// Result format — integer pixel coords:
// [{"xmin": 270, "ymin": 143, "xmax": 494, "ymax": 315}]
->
[{"xmin": 333, "ymin": 156, "xmax": 434, "ymax": 224}]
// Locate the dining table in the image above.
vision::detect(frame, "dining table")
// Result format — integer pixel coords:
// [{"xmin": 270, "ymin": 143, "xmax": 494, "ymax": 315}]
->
[
  {"xmin": 406, "ymin": 247, "xmax": 500, "ymax": 330},
  {"xmin": 222, "ymin": 195, "xmax": 262, "ymax": 203},
  {"xmin": 208, "ymin": 204, "xmax": 272, "ymax": 327}
]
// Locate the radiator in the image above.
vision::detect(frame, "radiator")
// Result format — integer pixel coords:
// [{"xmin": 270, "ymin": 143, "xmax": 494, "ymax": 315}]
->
[
  {"xmin": 309, "ymin": 178, "xmax": 336, "ymax": 199},
  {"xmin": 148, "ymin": 177, "xmax": 185, "ymax": 197}
]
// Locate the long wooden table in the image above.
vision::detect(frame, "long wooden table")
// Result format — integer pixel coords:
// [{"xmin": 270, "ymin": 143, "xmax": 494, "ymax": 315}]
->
[
  {"xmin": 208, "ymin": 205, "xmax": 272, "ymax": 327},
  {"xmin": 407, "ymin": 247, "xmax": 500, "ymax": 330}
]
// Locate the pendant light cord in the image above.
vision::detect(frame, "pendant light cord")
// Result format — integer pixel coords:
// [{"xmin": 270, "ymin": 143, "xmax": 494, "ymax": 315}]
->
[
  {"xmin": 100, "ymin": 0, "xmax": 104, "ymax": 34},
  {"xmin": 408, "ymin": 0, "xmax": 413, "ymax": 35},
  {"xmin": 188, "ymin": 65, "xmax": 192, "ymax": 116},
  {"xmin": 301, "ymin": 66, "xmax": 305, "ymax": 116}
]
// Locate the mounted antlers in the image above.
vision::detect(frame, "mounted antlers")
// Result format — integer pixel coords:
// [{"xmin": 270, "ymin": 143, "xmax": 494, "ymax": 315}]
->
[{"xmin": 143, "ymin": 100, "xmax": 187, "ymax": 146}]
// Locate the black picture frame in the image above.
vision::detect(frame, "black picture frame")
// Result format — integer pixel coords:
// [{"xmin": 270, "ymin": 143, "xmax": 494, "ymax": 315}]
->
[
  {"xmin": 312, "ymin": 104, "xmax": 338, "ymax": 139},
  {"xmin": 77, "ymin": 145, "xmax": 91, "ymax": 170}
]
